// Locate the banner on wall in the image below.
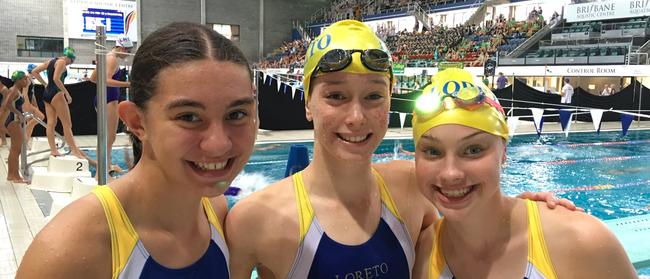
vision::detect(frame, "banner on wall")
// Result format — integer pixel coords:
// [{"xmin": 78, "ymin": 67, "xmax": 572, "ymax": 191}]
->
[
  {"xmin": 392, "ymin": 62, "xmax": 406, "ymax": 75},
  {"xmin": 66, "ymin": 0, "xmax": 137, "ymax": 41},
  {"xmin": 564, "ymin": 0, "xmax": 650, "ymax": 23},
  {"xmin": 497, "ymin": 65, "xmax": 650, "ymax": 77}
]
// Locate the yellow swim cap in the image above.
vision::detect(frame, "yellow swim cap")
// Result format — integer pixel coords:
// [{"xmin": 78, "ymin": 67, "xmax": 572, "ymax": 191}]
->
[
  {"xmin": 412, "ymin": 68, "xmax": 508, "ymax": 144},
  {"xmin": 302, "ymin": 19, "xmax": 392, "ymax": 103}
]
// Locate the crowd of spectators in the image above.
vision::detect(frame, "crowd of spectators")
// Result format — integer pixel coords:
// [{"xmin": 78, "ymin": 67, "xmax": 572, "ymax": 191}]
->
[
  {"xmin": 380, "ymin": 11, "xmax": 545, "ymax": 68},
  {"xmin": 258, "ymin": 9, "xmax": 547, "ymax": 69},
  {"xmin": 385, "ymin": 24, "xmax": 467, "ymax": 60},
  {"xmin": 310, "ymin": 0, "xmax": 474, "ymax": 24},
  {"xmin": 375, "ymin": 22, "xmax": 398, "ymax": 41},
  {"xmin": 312, "ymin": 0, "xmax": 367, "ymax": 23},
  {"xmin": 257, "ymin": 39, "xmax": 309, "ymax": 69}
]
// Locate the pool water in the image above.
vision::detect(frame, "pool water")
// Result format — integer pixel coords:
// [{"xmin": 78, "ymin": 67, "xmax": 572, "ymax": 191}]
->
[
  {"xmin": 240, "ymin": 129, "xmax": 650, "ymax": 275},
  {"xmin": 84, "ymin": 147, "xmax": 133, "ymax": 178},
  {"xmin": 242, "ymin": 130, "xmax": 650, "ymax": 221},
  {"xmin": 85, "ymin": 129, "xmax": 650, "ymax": 275}
]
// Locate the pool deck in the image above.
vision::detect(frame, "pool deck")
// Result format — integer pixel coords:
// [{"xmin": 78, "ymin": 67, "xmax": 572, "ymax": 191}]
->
[{"xmin": 0, "ymin": 120, "xmax": 649, "ymax": 277}]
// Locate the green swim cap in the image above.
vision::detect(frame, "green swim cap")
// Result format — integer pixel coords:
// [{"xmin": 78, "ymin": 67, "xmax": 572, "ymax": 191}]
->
[
  {"xmin": 63, "ymin": 47, "xmax": 76, "ymax": 60},
  {"xmin": 11, "ymin": 70, "xmax": 26, "ymax": 82}
]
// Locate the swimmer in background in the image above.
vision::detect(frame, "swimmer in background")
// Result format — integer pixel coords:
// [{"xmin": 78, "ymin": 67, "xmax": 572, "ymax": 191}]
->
[
  {"xmin": 253, "ymin": 143, "xmax": 282, "ymax": 151},
  {"xmin": 0, "ymin": 83, "xmax": 8, "ymax": 146},
  {"xmin": 396, "ymin": 142, "xmax": 415, "ymax": 155},
  {"xmin": 604, "ymin": 166, "xmax": 650, "ymax": 175},
  {"xmin": 90, "ymin": 35, "xmax": 133, "ymax": 174},
  {"xmin": 22, "ymin": 64, "xmax": 46, "ymax": 148},
  {"xmin": 1, "ymin": 71, "xmax": 30, "ymax": 183},
  {"xmin": 30, "ymin": 47, "xmax": 94, "ymax": 162}
]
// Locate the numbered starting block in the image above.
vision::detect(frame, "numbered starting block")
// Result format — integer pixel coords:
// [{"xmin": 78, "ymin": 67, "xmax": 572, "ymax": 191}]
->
[{"xmin": 30, "ymin": 155, "xmax": 92, "ymax": 193}]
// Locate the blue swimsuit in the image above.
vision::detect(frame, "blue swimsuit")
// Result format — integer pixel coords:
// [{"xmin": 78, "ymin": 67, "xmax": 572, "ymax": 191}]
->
[
  {"xmin": 44, "ymin": 58, "xmax": 67, "ymax": 103},
  {"xmin": 287, "ymin": 170, "xmax": 415, "ymax": 279},
  {"xmin": 94, "ymin": 69, "xmax": 122, "ymax": 107},
  {"xmin": 92, "ymin": 186, "xmax": 230, "ymax": 279},
  {"xmin": 4, "ymin": 93, "xmax": 24, "ymax": 127}
]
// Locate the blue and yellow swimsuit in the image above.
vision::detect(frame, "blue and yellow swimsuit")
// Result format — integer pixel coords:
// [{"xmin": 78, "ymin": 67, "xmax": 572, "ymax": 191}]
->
[
  {"xmin": 287, "ymin": 169, "xmax": 415, "ymax": 279},
  {"xmin": 429, "ymin": 199, "xmax": 558, "ymax": 279},
  {"xmin": 92, "ymin": 186, "xmax": 230, "ymax": 279}
]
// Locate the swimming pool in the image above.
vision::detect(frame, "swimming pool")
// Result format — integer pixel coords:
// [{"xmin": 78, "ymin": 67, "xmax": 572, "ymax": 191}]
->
[
  {"xmin": 238, "ymin": 129, "xmax": 650, "ymax": 275},
  {"xmin": 87, "ymin": 129, "xmax": 650, "ymax": 275},
  {"xmin": 240, "ymin": 130, "xmax": 650, "ymax": 220}
]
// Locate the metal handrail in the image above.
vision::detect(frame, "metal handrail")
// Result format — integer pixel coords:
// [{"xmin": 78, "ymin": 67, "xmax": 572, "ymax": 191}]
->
[
  {"xmin": 22, "ymin": 112, "xmax": 66, "ymax": 148},
  {"xmin": 506, "ymin": 18, "xmax": 565, "ymax": 59},
  {"xmin": 636, "ymin": 38, "xmax": 650, "ymax": 53},
  {"xmin": 406, "ymin": 2, "xmax": 431, "ymax": 31},
  {"xmin": 628, "ymin": 52, "xmax": 649, "ymax": 65},
  {"xmin": 20, "ymin": 111, "xmax": 68, "ymax": 178},
  {"xmin": 462, "ymin": 0, "xmax": 487, "ymax": 28}
]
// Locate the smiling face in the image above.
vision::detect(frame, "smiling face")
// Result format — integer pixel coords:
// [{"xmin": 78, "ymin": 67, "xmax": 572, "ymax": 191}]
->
[
  {"xmin": 415, "ymin": 124, "xmax": 506, "ymax": 220},
  {"xmin": 306, "ymin": 71, "xmax": 391, "ymax": 162},
  {"xmin": 131, "ymin": 59, "xmax": 257, "ymax": 197}
]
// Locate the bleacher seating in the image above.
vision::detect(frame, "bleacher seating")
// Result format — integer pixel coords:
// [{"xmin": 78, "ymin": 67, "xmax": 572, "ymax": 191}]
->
[
  {"xmin": 307, "ymin": 0, "xmax": 483, "ymax": 28},
  {"xmin": 512, "ymin": 16, "xmax": 650, "ymax": 66},
  {"xmin": 259, "ymin": 14, "xmax": 546, "ymax": 70},
  {"xmin": 257, "ymin": 39, "xmax": 310, "ymax": 69}
]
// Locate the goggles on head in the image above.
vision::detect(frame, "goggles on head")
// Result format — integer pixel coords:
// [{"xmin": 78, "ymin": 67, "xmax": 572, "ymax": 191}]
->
[
  {"xmin": 412, "ymin": 68, "xmax": 510, "ymax": 144},
  {"xmin": 415, "ymin": 86, "xmax": 505, "ymax": 122},
  {"xmin": 315, "ymin": 48, "xmax": 392, "ymax": 74}
]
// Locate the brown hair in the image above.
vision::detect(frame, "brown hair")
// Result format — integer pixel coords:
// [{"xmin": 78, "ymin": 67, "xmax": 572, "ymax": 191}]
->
[{"xmin": 128, "ymin": 22, "xmax": 252, "ymax": 165}]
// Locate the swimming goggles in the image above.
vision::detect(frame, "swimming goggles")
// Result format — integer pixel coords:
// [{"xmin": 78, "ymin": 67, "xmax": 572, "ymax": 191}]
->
[
  {"xmin": 315, "ymin": 49, "xmax": 392, "ymax": 74},
  {"xmin": 415, "ymin": 86, "xmax": 505, "ymax": 120}
]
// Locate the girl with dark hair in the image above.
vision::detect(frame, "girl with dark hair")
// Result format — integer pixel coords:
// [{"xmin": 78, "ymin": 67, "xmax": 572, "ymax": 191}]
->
[{"xmin": 18, "ymin": 22, "xmax": 258, "ymax": 278}]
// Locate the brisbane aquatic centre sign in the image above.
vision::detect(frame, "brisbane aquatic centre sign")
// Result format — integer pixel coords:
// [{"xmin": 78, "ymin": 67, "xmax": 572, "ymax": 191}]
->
[{"xmin": 565, "ymin": 0, "xmax": 650, "ymax": 22}]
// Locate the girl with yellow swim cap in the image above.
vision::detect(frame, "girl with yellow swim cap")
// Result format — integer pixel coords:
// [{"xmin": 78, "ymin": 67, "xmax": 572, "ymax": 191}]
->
[
  {"xmin": 411, "ymin": 68, "xmax": 635, "ymax": 279},
  {"xmin": 228, "ymin": 20, "xmax": 570, "ymax": 279},
  {"xmin": 228, "ymin": 19, "xmax": 433, "ymax": 279}
]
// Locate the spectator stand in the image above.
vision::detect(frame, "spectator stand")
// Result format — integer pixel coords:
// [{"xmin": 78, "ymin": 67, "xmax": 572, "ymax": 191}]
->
[{"xmin": 506, "ymin": 16, "xmax": 650, "ymax": 66}]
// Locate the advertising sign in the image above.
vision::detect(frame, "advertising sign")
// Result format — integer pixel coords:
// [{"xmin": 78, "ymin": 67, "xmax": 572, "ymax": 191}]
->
[
  {"xmin": 392, "ymin": 62, "xmax": 406, "ymax": 74},
  {"xmin": 67, "ymin": 0, "xmax": 137, "ymax": 41},
  {"xmin": 565, "ymin": 0, "xmax": 650, "ymax": 22}
]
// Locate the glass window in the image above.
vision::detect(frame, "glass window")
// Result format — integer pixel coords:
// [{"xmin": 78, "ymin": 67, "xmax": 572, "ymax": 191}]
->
[
  {"xmin": 212, "ymin": 24, "xmax": 240, "ymax": 41},
  {"xmin": 16, "ymin": 36, "xmax": 64, "ymax": 58}
]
